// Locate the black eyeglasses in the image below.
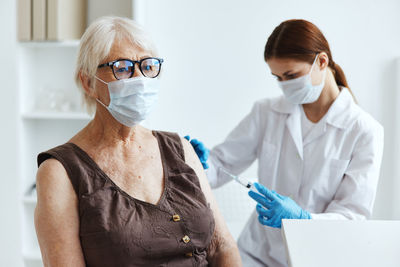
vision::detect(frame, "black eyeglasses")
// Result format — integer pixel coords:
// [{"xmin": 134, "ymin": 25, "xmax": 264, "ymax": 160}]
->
[{"xmin": 98, "ymin": 57, "xmax": 164, "ymax": 80}]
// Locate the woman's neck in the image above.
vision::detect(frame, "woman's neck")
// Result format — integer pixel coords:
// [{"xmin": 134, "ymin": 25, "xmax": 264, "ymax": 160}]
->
[
  {"xmin": 302, "ymin": 69, "xmax": 341, "ymax": 123},
  {"xmin": 76, "ymin": 104, "xmax": 146, "ymax": 147}
]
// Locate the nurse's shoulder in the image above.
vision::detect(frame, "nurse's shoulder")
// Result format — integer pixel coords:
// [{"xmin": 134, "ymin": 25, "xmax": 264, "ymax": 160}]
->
[
  {"xmin": 250, "ymin": 95, "xmax": 296, "ymax": 127},
  {"xmin": 254, "ymin": 95, "xmax": 293, "ymax": 114},
  {"xmin": 348, "ymin": 97, "xmax": 383, "ymax": 137},
  {"xmin": 341, "ymin": 89, "xmax": 384, "ymax": 148}
]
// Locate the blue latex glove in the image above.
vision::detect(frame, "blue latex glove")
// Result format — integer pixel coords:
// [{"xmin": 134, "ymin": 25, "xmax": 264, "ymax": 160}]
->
[
  {"xmin": 184, "ymin": 135, "xmax": 209, "ymax": 169},
  {"xmin": 248, "ymin": 182, "xmax": 311, "ymax": 228}
]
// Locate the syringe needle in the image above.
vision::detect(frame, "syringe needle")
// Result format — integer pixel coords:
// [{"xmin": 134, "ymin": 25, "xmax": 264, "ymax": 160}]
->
[{"xmin": 219, "ymin": 167, "xmax": 258, "ymax": 193}]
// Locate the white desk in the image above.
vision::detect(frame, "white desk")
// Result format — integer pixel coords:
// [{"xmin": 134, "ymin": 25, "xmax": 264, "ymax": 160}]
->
[{"xmin": 281, "ymin": 220, "xmax": 400, "ymax": 267}]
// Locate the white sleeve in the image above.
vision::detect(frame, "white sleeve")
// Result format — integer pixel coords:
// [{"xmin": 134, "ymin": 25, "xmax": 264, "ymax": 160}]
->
[
  {"xmin": 207, "ymin": 101, "xmax": 262, "ymax": 188},
  {"xmin": 311, "ymin": 123, "xmax": 384, "ymax": 220}
]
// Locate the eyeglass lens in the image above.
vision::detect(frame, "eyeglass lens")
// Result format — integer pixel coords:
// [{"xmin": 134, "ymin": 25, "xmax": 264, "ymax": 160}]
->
[{"xmin": 112, "ymin": 58, "xmax": 161, "ymax": 79}]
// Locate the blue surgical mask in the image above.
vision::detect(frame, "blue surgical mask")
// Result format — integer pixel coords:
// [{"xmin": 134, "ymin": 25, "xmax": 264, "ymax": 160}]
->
[
  {"xmin": 277, "ymin": 54, "xmax": 326, "ymax": 104},
  {"xmin": 95, "ymin": 76, "xmax": 159, "ymax": 127}
]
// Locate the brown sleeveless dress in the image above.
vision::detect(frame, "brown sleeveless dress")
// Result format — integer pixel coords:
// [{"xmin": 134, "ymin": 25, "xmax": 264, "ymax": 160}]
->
[{"xmin": 37, "ymin": 131, "xmax": 215, "ymax": 267}]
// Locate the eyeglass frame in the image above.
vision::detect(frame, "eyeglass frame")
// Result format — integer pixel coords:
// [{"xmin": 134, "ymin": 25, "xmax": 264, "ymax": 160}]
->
[{"xmin": 97, "ymin": 57, "xmax": 164, "ymax": 80}]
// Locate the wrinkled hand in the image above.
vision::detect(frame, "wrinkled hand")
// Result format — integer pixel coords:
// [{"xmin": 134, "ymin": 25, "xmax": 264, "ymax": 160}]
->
[
  {"xmin": 248, "ymin": 182, "xmax": 311, "ymax": 228},
  {"xmin": 184, "ymin": 135, "xmax": 209, "ymax": 169}
]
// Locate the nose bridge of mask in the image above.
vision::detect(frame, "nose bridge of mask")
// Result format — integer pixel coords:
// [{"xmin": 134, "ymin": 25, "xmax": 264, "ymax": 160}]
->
[
  {"xmin": 109, "ymin": 78, "xmax": 144, "ymax": 98},
  {"xmin": 95, "ymin": 76, "xmax": 157, "ymax": 97}
]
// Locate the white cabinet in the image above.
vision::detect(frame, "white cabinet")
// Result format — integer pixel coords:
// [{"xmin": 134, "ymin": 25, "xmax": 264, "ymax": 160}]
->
[
  {"xmin": 18, "ymin": 40, "xmax": 92, "ymax": 267},
  {"xmin": 17, "ymin": 1, "xmax": 146, "ymax": 266}
]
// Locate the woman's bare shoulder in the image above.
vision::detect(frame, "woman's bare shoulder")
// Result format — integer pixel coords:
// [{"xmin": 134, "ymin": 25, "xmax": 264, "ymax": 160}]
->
[
  {"xmin": 37, "ymin": 158, "xmax": 68, "ymax": 184},
  {"xmin": 36, "ymin": 158, "xmax": 76, "ymax": 204}
]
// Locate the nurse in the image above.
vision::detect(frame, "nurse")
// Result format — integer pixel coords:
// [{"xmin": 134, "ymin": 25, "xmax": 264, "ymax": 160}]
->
[{"xmin": 186, "ymin": 19, "xmax": 384, "ymax": 266}]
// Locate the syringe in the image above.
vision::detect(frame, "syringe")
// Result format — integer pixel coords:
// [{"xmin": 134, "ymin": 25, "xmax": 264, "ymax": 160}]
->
[{"xmin": 219, "ymin": 167, "xmax": 258, "ymax": 192}]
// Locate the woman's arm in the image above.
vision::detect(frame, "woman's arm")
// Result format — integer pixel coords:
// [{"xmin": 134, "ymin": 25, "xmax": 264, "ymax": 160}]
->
[
  {"xmin": 35, "ymin": 159, "xmax": 86, "ymax": 267},
  {"xmin": 182, "ymin": 138, "xmax": 242, "ymax": 267}
]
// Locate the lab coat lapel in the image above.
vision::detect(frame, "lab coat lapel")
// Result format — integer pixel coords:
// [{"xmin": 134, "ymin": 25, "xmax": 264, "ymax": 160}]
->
[
  {"xmin": 303, "ymin": 87, "xmax": 353, "ymax": 146},
  {"xmin": 286, "ymin": 106, "xmax": 303, "ymax": 159},
  {"xmin": 303, "ymin": 120, "xmax": 326, "ymax": 146}
]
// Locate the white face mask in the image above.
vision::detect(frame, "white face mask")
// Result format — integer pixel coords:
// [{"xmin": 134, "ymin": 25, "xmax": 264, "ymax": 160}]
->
[
  {"xmin": 95, "ymin": 76, "xmax": 159, "ymax": 127},
  {"xmin": 277, "ymin": 54, "xmax": 326, "ymax": 104}
]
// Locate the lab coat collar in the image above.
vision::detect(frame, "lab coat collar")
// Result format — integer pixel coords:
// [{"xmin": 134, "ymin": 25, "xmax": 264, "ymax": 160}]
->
[
  {"xmin": 271, "ymin": 87, "xmax": 355, "ymax": 130},
  {"xmin": 324, "ymin": 87, "xmax": 355, "ymax": 130},
  {"xmin": 303, "ymin": 115, "xmax": 327, "ymax": 146},
  {"xmin": 285, "ymin": 105, "xmax": 304, "ymax": 159},
  {"xmin": 299, "ymin": 88, "xmax": 355, "ymax": 146},
  {"xmin": 271, "ymin": 96, "xmax": 297, "ymax": 114},
  {"xmin": 274, "ymin": 88, "xmax": 355, "ymax": 155}
]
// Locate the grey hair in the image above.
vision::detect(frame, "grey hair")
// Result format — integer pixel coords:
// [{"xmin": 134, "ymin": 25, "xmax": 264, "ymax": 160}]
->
[{"xmin": 75, "ymin": 16, "xmax": 157, "ymax": 114}]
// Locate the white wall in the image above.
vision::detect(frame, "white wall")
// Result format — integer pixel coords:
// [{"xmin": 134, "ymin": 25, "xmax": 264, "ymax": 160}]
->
[
  {"xmin": 0, "ymin": 0, "xmax": 22, "ymax": 266},
  {"xmin": 140, "ymin": 0, "xmax": 400, "ymax": 220},
  {"xmin": 1, "ymin": 0, "xmax": 400, "ymax": 264}
]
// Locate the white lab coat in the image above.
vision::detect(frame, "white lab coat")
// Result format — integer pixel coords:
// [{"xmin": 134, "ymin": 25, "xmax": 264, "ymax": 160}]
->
[{"xmin": 207, "ymin": 88, "xmax": 384, "ymax": 267}]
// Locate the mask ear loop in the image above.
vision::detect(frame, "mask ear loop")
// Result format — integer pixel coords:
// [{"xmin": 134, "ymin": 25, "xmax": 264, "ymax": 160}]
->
[
  {"xmin": 309, "ymin": 53, "xmax": 320, "ymax": 74},
  {"xmin": 95, "ymin": 76, "xmax": 108, "ymax": 85},
  {"xmin": 96, "ymin": 98, "xmax": 109, "ymax": 109},
  {"xmin": 94, "ymin": 76, "xmax": 110, "ymax": 108},
  {"xmin": 310, "ymin": 54, "xmax": 327, "ymax": 86}
]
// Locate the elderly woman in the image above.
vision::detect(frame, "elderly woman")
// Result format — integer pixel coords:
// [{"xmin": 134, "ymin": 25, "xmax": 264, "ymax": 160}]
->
[{"xmin": 34, "ymin": 16, "xmax": 241, "ymax": 267}]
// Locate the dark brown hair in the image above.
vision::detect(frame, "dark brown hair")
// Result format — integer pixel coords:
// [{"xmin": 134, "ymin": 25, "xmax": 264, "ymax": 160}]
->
[{"xmin": 264, "ymin": 19, "xmax": 355, "ymax": 99}]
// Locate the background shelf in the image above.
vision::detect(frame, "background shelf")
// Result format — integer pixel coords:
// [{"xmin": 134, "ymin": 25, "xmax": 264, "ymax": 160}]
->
[
  {"xmin": 21, "ymin": 112, "xmax": 92, "ymax": 120},
  {"xmin": 18, "ymin": 40, "xmax": 80, "ymax": 48},
  {"xmin": 7, "ymin": 0, "xmax": 142, "ymax": 266},
  {"xmin": 23, "ymin": 196, "xmax": 37, "ymax": 205},
  {"xmin": 23, "ymin": 251, "xmax": 41, "ymax": 261},
  {"xmin": 23, "ymin": 251, "xmax": 43, "ymax": 267}
]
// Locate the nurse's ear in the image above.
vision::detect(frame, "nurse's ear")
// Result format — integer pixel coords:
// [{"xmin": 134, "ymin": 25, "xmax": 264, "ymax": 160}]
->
[{"xmin": 317, "ymin": 52, "xmax": 329, "ymax": 71}]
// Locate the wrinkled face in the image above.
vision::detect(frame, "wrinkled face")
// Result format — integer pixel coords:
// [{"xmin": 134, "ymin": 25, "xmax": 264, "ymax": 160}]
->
[
  {"xmin": 94, "ymin": 39, "xmax": 153, "ymax": 106},
  {"xmin": 267, "ymin": 55, "xmax": 327, "ymax": 85}
]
